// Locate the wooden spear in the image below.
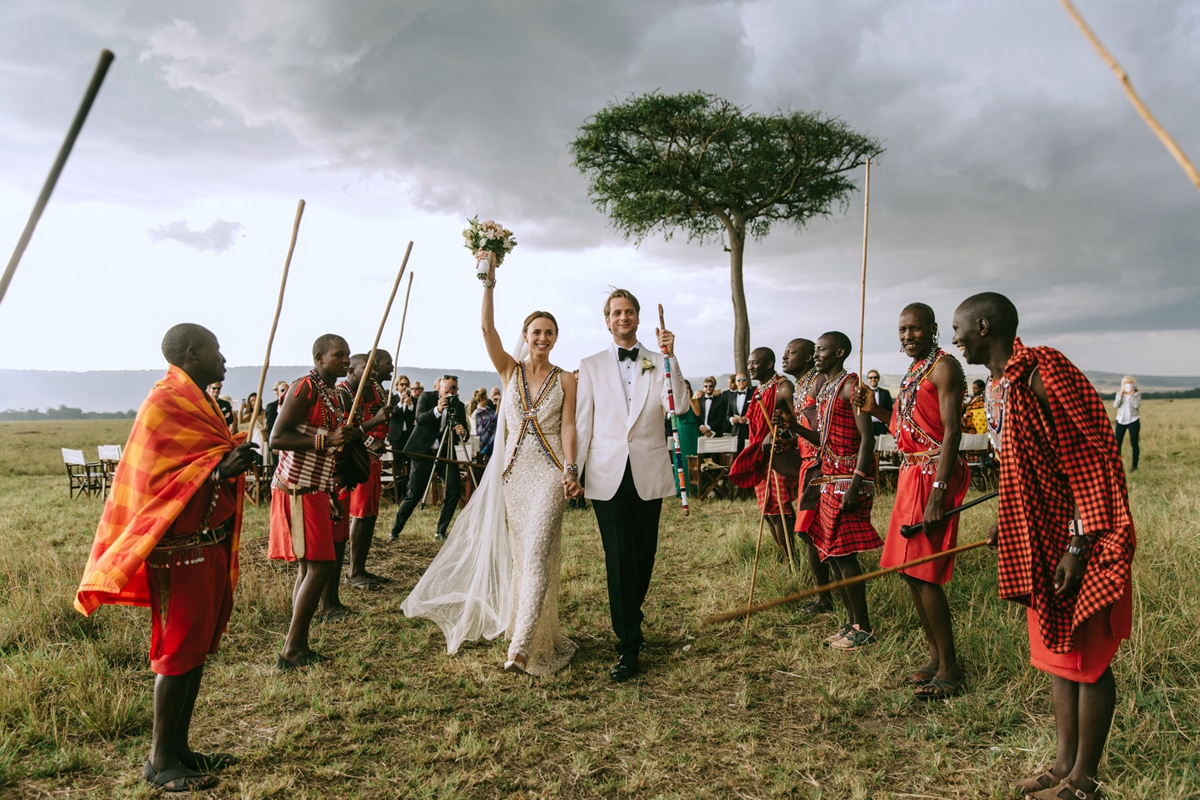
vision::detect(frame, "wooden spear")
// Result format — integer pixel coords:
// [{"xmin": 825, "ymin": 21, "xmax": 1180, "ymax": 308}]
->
[
  {"xmin": 347, "ymin": 242, "xmax": 413, "ymax": 422},
  {"xmin": 1, "ymin": 50, "xmax": 115, "ymax": 308},
  {"xmin": 855, "ymin": 158, "xmax": 871, "ymax": 404},
  {"xmin": 743, "ymin": 393, "xmax": 782, "ymax": 630},
  {"xmin": 245, "ymin": 199, "xmax": 305, "ymax": 439}
]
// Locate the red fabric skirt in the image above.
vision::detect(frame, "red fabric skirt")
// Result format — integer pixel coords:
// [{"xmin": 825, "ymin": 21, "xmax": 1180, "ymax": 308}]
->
[
  {"xmin": 754, "ymin": 470, "xmax": 795, "ymax": 516},
  {"xmin": 147, "ymin": 539, "xmax": 234, "ymax": 676},
  {"xmin": 346, "ymin": 459, "xmax": 383, "ymax": 518},
  {"xmin": 1027, "ymin": 585, "xmax": 1132, "ymax": 682},
  {"xmin": 269, "ymin": 489, "xmax": 346, "ymax": 562},
  {"xmin": 880, "ymin": 461, "xmax": 969, "ymax": 584},
  {"xmin": 808, "ymin": 483, "xmax": 882, "ymax": 559}
]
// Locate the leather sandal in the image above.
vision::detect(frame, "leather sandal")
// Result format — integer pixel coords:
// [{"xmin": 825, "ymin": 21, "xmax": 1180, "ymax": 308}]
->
[
  {"xmin": 1010, "ymin": 769, "xmax": 1061, "ymax": 794},
  {"xmin": 1025, "ymin": 777, "xmax": 1103, "ymax": 800}
]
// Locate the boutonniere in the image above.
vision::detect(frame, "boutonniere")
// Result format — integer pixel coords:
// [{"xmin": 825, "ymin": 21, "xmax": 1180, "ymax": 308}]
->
[{"xmin": 640, "ymin": 357, "xmax": 654, "ymax": 374}]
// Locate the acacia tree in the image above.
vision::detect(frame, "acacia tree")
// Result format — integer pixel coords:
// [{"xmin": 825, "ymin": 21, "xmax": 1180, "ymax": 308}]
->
[{"xmin": 571, "ymin": 91, "xmax": 884, "ymax": 372}]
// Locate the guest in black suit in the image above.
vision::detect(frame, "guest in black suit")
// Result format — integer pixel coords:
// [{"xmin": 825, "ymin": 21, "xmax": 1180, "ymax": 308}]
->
[
  {"xmin": 389, "ymin": 376, "xmax": 469, "ymax": 542},
  {"xmin": 865, "ymin": 370, "xmax": 893, "ymax": 436},
  {"xmin": 723, "ymin": 373, "xmax": 752, "ymax": 451},
  {"xmin": 387, "ymin": 376, "xmax": 417, "ymax": 498},
  {"xmin": 264, "ymin": 380, "xmax": 289, "ymax": 444},
  {"xmin": 695, "ymin": 375, "xmax": 728, "ymax": 437}
]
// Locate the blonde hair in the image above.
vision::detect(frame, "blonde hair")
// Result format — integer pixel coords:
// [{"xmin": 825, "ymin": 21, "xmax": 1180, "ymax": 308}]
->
[{"xmin": 1123, "ymin": 375, "xmax": 1136, "ymax": 384}]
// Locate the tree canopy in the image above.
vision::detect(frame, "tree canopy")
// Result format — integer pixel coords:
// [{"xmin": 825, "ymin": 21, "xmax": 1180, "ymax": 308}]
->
[{"xmin": 571, "ymin": 91, "xmax": 884, "ymax": 371}]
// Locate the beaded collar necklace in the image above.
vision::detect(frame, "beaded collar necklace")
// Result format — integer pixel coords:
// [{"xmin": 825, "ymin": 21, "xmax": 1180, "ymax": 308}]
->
[
  {"xmin": 794, "ymin": 367, "xmax": 820, "ymax": 411},
  {"xmin": 896, "ymin": 347, "xmax": 944, "ymax": 431},
  {"xmin": 308, "ymin": 369, "xmax": 343, "ymax": 429},
  {"xmin": 985, "ymin": 375, "xmax": 1009, "ymax": 452}
]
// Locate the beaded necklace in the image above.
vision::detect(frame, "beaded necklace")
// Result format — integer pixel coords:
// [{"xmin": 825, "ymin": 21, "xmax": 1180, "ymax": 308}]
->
[
  {"xmin": 985, "ymin": 375, "xmax": 1009, "ymax": 452},
  {"xmin": 895, "ymin": 348, "xmax": 945, "ymax": 448},
  {"xmin": 794, "ymin": 367, "xmax": 820, "ymax": 414},
  {"xmin": 815, "ymin": 369, "xmax": 848, "ymax": 444},
  {"xmin": 308, "ymin": 369, "xmax": 343, "ymax": 429}
]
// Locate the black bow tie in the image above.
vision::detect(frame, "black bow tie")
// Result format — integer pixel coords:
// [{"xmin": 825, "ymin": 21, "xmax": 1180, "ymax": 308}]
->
[{"xmin": 618, "ymin": 347, "xmax": 639, "ymax": 362}]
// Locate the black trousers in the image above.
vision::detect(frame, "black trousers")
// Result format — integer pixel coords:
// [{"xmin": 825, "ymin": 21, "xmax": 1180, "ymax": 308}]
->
[
  {"xmin": 390, "ymin": 453, "xmax": 462, "ymax": 538},
  {"xmin": 1115, "ymin": 419, "xmax": 1140, "ymax": 470},
  {"xmin": 591, "ymin": 460, "xmax": 662, "ymax": 655}
]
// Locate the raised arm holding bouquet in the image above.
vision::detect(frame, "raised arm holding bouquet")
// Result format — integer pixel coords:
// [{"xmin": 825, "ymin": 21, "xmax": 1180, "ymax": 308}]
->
[{"xmin": 464, "ymin": 217, "xmax": 517, "ymax": 282}]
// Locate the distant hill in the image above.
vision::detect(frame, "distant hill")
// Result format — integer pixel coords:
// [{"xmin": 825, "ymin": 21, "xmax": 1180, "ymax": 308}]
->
[
  {"xmin": 2, "ymin": 366, "xmax": 1197, "ymax": 414},
  {"xmin": 0, "ymin": 366, "xmax": 502, "ymax": 413}
]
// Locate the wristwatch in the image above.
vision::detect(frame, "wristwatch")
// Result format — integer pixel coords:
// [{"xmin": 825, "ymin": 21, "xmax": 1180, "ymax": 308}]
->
[
  {"xmin": 1067, "ymin": 539, "xmax": 1091, "ymax": 559},
  {"xmin": 931, "ymin": 480, "xmax": 948, "ymax": 491}
]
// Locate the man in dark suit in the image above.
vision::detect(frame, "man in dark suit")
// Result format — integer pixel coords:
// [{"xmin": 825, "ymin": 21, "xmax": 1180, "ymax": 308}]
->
[
  {"xmin": 388, "ymin": 376, "xmax": 469, "ymax": 542},
  {"xmin": 695, "ymin": 375, "xmax": 727, "ymax": 437},
  {"xmin": 387, "ymin": 375, "xmax": 416, "ymax": 499},
  {"xmin": 865, "ymin": 370, "xmax": 893, "ymax": 436},
  {"xmin": 723, "ymin": 373, "xmax": 752, "ymax": 451},
  {"xmin": 264, "ymin": 381, "xmax": 288, "ymax": 443}
]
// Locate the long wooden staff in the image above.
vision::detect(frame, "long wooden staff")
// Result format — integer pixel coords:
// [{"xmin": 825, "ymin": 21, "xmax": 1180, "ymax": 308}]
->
[
  {"xmin": 744, "ymin": 391, "xmax": 782, "ymax": 630},
  {"xmin": 658, "ymin": 305, "xmax": 689, "ymax": 516},
  {"xmin": 1, "ymin": 50, "xmax": 115, "ymax": 308},
  {"xmin": 246, "ymin": 199, "xmax": 305, "ymax": 438},
  {"xmin": 1059, "ymin": 0, "xmax": 1199, "ymax": 192},
  {"xmin": 854, "ymin": 158, "xmax": 872, "ymax": 406},
  {"xmin": 755, "ymin": 392, "xmax": 796, "ymax": 570},
  {"xmin": 706, "ymin": 538, "xmax": 988, "ymax": 627},
  {"xmin": 347, "ymin": 242, "xmax": 413, "ymax": 422},
  {"xmin": 901, "ymin": 491, "xmax": 997, "ymax": 538},
  {"xmin": 386, "ymin": 272, "xmax": 415, "ymax": 408}
]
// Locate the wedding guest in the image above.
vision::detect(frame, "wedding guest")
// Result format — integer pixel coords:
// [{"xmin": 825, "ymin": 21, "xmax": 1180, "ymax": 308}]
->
[
  {"xmin": 1113, "ymin": 376, "xmax": 1141, "ymax": 471},
  {"xmin": 671, "ymin": 379, "xmax": 701, "ymax": 496},
  {"xmin": 865, "ymin": 369, "xmax": 893, "ymax": 436}
]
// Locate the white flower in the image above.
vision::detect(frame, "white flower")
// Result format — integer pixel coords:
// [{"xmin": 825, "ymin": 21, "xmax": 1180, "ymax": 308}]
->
[{"xmin": 640, "ymin": 357, "xmax": 654, "ymax": 374}]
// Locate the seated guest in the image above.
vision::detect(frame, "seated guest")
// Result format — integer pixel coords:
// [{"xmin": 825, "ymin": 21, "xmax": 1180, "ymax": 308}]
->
[
  {"xmin": 962, "ymin": 379, "xmax": 987, "ymax": 434},
  {"xmin": 75, "ymin": 323, "xmax": 257, "ymax": 792}
]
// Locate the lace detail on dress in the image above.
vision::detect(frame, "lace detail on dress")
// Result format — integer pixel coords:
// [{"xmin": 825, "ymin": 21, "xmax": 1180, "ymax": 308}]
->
[{"xmin": 500, "ymin": 367, "xmax": 577, "ymax": 676}]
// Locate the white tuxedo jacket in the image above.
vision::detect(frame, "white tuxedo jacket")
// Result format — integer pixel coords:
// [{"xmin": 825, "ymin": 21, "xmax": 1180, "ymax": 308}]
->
[{"xmin": 575, "ymin": 342, "xmax": 686, "ymax": 501}]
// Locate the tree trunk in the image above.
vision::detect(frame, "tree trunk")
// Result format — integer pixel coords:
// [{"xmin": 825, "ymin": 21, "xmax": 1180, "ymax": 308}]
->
[{"xmin": 727, "ymin": 223, "xmax": 749, "ymax": 375}]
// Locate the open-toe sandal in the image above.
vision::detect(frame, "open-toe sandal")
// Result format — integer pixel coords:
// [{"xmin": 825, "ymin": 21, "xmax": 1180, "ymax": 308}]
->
[
  {"xmin": 144, "ymin": 762, "xmax": 218, "ymax": 792},
  {"xmin": 1010, "ymin": 769, "xmax": 1062, "ymax": 794},
  {"xmin": 1025, "ymin": 777, "xmax": 1103, "ymax": 800},
  {"xmin": 913, "ymin": 676, "xmax": 964, "ymax": 699}
]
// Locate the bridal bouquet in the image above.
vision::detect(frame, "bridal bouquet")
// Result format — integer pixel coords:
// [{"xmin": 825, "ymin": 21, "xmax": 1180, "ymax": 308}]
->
[{"xmin": 463, "ymin": 217, "xmax": 517, "ymax": 280}]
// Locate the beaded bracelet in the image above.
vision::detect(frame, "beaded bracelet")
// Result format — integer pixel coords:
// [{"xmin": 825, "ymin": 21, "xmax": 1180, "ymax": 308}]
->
[
  {"xmin": 314, "ymin": 433, "xmax": 328, "ymax": 452},
  {"xmin": 564, "ymin": 463, "xmax": 579, "ymax": 478},
  {"xmin": 853, "ymin": 468, "xmax": 867, "ymax": 478}
]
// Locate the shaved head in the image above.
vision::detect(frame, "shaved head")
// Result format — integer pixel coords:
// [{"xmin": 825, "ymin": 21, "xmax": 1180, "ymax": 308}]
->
[
  {"xmin": 901, "ymin": 302, "xmax": 936, "ymax": 326},
  {"xmin": 161, "ymin": 323, "xmax": 214, "ymax": 366},
  {"xmin": 820, "ymin": 331, "xmax": 853, "ymax": 357},
  {"xmin": 957, "ymin": 292, "xmax": 1019, "ymax": 339}
]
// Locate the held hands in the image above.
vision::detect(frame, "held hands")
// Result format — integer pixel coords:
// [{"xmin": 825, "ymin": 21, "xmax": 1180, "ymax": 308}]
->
[
  {"xmin": 217, "ymin": 441, "xmax": 259, "ymax": 479},
  {"xmin": 562, "ymin": 474, "xmax": 583, "ymax": 499}
]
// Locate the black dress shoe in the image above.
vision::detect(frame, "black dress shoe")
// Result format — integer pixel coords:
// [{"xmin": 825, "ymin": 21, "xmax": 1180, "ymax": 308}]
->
[{"xmin": 609, "ymin": 653, "xmax": 639, "ymax": 682}]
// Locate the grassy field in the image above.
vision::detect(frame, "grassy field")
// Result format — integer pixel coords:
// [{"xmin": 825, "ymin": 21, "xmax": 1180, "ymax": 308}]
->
[{"xmin": 1, "ymin": 402, "xmax": 1198, "ymax": 799}]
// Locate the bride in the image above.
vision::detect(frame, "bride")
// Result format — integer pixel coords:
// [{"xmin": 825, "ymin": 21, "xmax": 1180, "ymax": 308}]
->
[{"xmin": 401, "ymin": 259, "xmax": 581, "ymax": 676}]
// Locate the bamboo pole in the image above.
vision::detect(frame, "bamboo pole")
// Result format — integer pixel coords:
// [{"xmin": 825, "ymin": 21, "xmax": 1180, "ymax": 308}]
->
[
  {"xmin": 245, "ymin": 199, "xmax": 305, "ymax": 439},
  {"xmin": 855, "ymin": 158, "xmax": 871, "ymax": 403},
  {"xmin": 386, "ymin": 272, "xmax": 415, "ymax": 408},
  {"xmin": 707, "ymin": 538, "xmax": 988, "ymax": 627},
  {"xmin": 1059, "ymin": 0, "xmax": 1200, "ymax": 192},
  {"xmin": 1, "ymin": 50, "xmax": 115, "ymax": 309},
  {"xmin": 348, "ymin": 242, "xmax": 413, "ymax": 422}
]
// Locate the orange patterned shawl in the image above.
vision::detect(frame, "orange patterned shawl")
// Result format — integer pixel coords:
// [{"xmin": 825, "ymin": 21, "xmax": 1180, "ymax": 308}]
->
[{"xmin": 75, "ymin": 365, "xmax": 245, "ymax": 615}]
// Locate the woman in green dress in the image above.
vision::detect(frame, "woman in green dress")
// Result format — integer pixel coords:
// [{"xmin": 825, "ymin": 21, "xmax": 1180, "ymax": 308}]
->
[{"xmin": 673, "ymin": 380, "xmax": 702, "ymax": 496}]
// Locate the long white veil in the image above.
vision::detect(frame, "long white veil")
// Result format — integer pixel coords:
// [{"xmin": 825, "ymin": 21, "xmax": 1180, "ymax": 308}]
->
[{"xmin": 400, "ymin": 336, "xmax": 527, "ymax": 653}]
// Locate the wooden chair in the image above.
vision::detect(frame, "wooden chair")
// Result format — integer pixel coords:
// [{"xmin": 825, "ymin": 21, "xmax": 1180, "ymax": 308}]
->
[
  {"xmin": 695, "ymin": 436, "xmax": 738, "ymax": 500},
  {"xmin": 874, "ymin": 434, "xmax": 900, "ymax": 492},
  {"xmin": 62, "ymin": 448, "xmax": 103, "ymax": 499},
  {"xmin": 97, "ymin": 444, "xmax": 123, "ymax": 499}
]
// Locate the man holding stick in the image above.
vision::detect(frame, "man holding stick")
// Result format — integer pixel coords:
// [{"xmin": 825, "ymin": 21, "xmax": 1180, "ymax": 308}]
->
[
  {"xmin": 339, "ymin": 351, "xmax": 393, "ymax": 589},
  {"xmin": 75, "ymin": 324, "xmax": 257, "ymax": 792},
  {"xmin": 795, "ymin": 331, "xmax": 881, "ymax": 650},
  {"xmin": 269, "ymin": 334, "xmax": 362, "ymax": 666},
  {"xmin": 576, "ymin": 288, "xmax": 685, "ymax": 682},
  {"xmin": 952, "ymin": 293, "xmax": 1135, "ymax": 800},
  {"xmin": 729, "ymin": 346, "xmax": 795, "ymax": 561},
  {"xmin": 857, "ymin": 303, "xmax": 969, "ymax": 698}
]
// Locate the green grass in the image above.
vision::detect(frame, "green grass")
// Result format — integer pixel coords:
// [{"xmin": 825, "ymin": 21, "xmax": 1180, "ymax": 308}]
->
[{"xmin": 0, "ymin": 402, "xmax": 1198, "ymax": 798}]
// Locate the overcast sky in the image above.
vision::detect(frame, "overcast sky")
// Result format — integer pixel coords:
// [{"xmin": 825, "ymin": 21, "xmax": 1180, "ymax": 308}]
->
[{"xmin": 1, "ymin": 0, "xmax": 1197, "ymax": 382}]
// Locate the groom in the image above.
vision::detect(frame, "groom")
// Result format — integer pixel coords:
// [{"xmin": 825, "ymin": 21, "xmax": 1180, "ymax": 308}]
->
[{"xmin": 576, "ymin": 288, "xmax": 685, "ymax": 682}]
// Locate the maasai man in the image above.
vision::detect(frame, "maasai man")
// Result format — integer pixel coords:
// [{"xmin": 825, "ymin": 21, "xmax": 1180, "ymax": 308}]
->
[
  {"xmin": 796, "ymin": 331, "xmax": 882, "ymax": 650},
  {"xmin": 730, "ymin": 347, "xmax": 796, "ymax": 560},
  {"xmin": 338, "ymin": 351, "xmax": 393, "ymax": 591},
  {"xmin": 858, "ymin": 303, "xmax": 969, "ymax": 698},
  {"xmin": 953, "ymin": 292, "xmax": 1135, "ymax": 800},
  {"xmin": 775, "ymin": 337, "xmax": 833, "ymax": 613},
  {"xmin": 76, "ymin": 324, "xmax": 258, "ymax": 792},
  {"xmin": 269, "ymin": 334, "xmax": 362, "ymax": 667}
]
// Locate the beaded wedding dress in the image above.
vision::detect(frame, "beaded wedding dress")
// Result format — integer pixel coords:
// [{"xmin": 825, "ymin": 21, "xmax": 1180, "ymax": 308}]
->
[{"xmin": 402, "ymin": 360, "xmax": 576, "ymax": 676}]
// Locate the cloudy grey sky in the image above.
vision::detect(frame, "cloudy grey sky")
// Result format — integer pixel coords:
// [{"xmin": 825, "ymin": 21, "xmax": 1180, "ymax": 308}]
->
[{"xmin": 1, "ymin": 0, "xmax": 1197, "ymax": 381}]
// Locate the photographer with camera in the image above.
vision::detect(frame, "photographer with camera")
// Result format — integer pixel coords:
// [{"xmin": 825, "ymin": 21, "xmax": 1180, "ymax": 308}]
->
[{"xmin": 388, "ymin": 375, "xmax": 470, "ymax": 543}]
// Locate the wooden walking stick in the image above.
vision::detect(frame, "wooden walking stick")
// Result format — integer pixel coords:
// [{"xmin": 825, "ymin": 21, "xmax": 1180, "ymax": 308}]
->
[
  {"xmin": 1, "ymin": 50, "xmax": 115, "ymax": 309},
  {"xmin": 245, "ymin": 200, "xmax": 306, "ymax": 441},
  {"xmin": 386, "ymin": 272, "xmax": 415, "ymax": 408},
  {"xmin": 755, "ymin": 393, "xmax": 796, "ymax": 571},
  {"xmin": 347, "ymin": 242, "xmax": 413, "ymax": 422},
  {"xmin": 1059, "ymin": 0, "xmax": 1200, "ymax": 192},
  {"xmin": 706, "ymin": 538, "xmax": 989, "ymax": 627},
  {"xmin": 855, "ymin": 158, "xmax": 872, "ymax": 406},
  {"xmin": 658, "ymin": 305, "xmax": 689, "ymax": 516},
  {"xmin": 744, "ymin": 393, "xmax": 782, "ymax": 631}
]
